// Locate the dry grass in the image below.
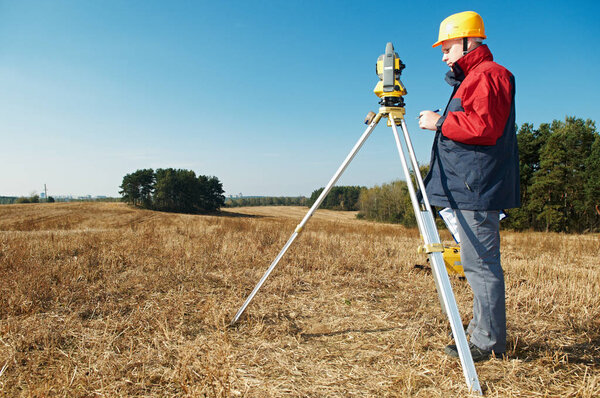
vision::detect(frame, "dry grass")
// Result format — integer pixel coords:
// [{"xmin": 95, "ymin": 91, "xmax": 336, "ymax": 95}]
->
[{"xmin": 0, "ymin": 202, "xmax": 598, "ymax": 397}]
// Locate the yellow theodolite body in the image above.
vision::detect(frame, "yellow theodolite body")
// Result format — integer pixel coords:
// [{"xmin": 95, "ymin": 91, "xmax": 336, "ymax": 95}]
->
[
  {"xmin": 371, "ymin": 42, "xmax": 408, "ymax": 126},
  {"xmin": 373, "ymin": 56, "xmax": 407, "ymax": 99}
]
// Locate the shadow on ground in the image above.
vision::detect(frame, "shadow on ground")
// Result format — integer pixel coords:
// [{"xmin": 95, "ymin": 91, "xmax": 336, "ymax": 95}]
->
[
  {"xmin": 215, "ymin": 211, "xmax": 264, "ymax": 219},
  {"xmin": 508, "ymin": 333, "xmax": 600, "ymax": 365}
]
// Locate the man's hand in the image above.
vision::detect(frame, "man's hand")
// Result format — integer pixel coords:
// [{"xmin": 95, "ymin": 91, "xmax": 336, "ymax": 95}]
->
[{"xmin": 418, "ymin": 111, "xmax": 441, "ymax": 131}]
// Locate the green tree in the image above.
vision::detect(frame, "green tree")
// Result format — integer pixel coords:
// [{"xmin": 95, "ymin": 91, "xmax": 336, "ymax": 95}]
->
[
  {"xmin": 584, "ymin": 132, "xmax": 600, "ymax": 230},
  {"xmin": 119, "ymin": 168, "xmax": 155, "ymax": 207},
  {"xmin": 153, "ymin": 168, "xmax": 225, "ymax": 213},
  {"xmin": 119, "ymin": 168, "xmax": 225, "ymax": 213},
  {"xmin": 505, "ymin": 123, "xmax": 550, "ymax": 230},
  {"xmin": 528, "ymin": 117, "xmax": 597, "ymax": 232},
  {"xmin": 154, "ymin": 168, "xmax": 197, "ymax": 213},
  {"xmin": 357, "ymin": 180, "xmax": 416, "ymax": 226},
  {"xmin": 197, "ymin": 175, "xmax": 225, "ymax": 212}
]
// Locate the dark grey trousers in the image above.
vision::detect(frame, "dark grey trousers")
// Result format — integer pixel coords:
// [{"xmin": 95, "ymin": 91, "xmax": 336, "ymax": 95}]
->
[{"xmin": 454, "ymin": 209, "xmax": 506, "ymax": 353}]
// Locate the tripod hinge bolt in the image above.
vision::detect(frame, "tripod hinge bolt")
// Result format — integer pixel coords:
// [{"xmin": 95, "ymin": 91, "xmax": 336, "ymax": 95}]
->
[{"xmin": 417, "ymin": 243, "xmax": 444, "ymax": 254}]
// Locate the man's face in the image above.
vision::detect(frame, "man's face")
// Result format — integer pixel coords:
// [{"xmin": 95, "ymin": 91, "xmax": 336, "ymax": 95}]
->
[{"xmin": 441, "ymin": 39, "xmax": 464, "ymax": 69}]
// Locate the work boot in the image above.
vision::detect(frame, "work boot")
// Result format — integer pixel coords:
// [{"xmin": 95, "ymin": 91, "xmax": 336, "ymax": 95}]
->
[{"xmin": 444, "ymin": 342, "xmax": 504, "ymax": 362}]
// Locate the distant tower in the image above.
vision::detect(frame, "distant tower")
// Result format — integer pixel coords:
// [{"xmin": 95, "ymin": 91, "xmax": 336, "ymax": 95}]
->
[{"xmin": 44, "ymin": 184, "xmax": 48, "ymax": 201}]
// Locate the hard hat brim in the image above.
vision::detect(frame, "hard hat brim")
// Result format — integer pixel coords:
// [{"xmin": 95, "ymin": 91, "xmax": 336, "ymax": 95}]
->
[{"xmin": 431, "ymin": 33, "xmax": 486, "ymax": 48}]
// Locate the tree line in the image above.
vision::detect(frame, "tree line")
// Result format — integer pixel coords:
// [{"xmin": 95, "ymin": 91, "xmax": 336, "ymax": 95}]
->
[
  {"xmin": 0, "ymin": 195, "xmax": 56, "ymax": 204},
  {"xmin": 506, "ymin": 117, "xmax": 599, "ymax": 232},
  {"xmin": 355, "ymin": 165, "xmax": 431, "ymax": 228},
  {"xmin": 355, "ymin": 117, "xmax": 600, "ymax": 233},
  {"xmin": 120, "ymin": 168, "xmax": 225, "ymax": 213},
  {"xmin": 307, "ymin": 186, "xmax": 364, "ymax": 210},
  {"xmin": 225, "ymin": 196, "xmax": 308, "ymax": 207},
  {"xmin": 356, "ymin": 180, "xmax": 417, "ymax": 227}
]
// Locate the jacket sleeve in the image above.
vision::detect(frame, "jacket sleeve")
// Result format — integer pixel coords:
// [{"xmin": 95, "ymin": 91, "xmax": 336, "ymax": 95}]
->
[{"xmin": 440, "ymin": 70, "xmax": 513, "ymax": 145}]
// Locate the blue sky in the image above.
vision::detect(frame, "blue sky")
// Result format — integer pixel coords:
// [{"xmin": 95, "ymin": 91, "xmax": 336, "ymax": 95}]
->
[{"xmin": 1, "ymin": 0, "xmax": 599, "ymax": 197}]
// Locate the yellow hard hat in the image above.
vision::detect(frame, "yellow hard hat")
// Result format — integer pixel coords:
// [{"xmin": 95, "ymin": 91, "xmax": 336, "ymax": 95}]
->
[{"xmin": 432, "ymin": 11, "xmax": 486, "ymax": 48}]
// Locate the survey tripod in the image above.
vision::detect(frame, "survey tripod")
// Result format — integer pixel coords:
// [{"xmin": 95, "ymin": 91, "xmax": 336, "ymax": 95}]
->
[{"xmin": 231, "ymin": 43, "xmax": 482, "ymax": 395}]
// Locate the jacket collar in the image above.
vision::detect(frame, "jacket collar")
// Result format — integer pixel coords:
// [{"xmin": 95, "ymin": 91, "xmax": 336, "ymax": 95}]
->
[
  {"xmin": 455, "ymin": 44, "xmax": 493, "ymax": 76},
  {"xmin": 444, "ymin": 44, "xmax": 493, "ymax": 87}
]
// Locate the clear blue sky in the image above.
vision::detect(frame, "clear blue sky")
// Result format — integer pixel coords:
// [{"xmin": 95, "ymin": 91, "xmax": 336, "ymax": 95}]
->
[{"xmin": 1, "ymin": 0, "xmax": 599, "ymax": 197}]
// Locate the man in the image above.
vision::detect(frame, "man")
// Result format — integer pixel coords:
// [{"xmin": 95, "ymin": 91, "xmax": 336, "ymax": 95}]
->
[{"xmin": 418, "ymin": 11, "xmax": 520, "ymax": 361}]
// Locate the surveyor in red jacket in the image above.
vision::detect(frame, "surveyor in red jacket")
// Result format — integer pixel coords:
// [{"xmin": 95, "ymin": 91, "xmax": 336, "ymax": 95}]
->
[{"xmin": 419, "ymin": 11, "xmax": 520, "ymax": 361}]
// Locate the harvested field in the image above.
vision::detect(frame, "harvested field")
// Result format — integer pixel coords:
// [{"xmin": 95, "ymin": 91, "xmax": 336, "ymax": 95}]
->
[{"xmin": 0, "ymin": 202, "xmax": 599, "ymax": 397}]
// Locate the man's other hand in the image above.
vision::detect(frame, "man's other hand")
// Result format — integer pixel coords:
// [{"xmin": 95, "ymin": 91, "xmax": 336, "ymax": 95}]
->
[{"xmin": 418, "ymin": 111, "xmax": 441, "ymax": 130}]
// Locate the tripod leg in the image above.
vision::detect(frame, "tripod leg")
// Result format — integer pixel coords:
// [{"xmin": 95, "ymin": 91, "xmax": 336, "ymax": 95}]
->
[
  {"xmin": 230, "ymin": 113, "xmax": 384, "ymax": 325},
  {"xmin": 399, "ymin": 118, "xmax": 433, "ymax": 212},
  {"xmin": 388, "ymin": 118, "xmax": 446, "ymax": 311},
  {"xmin": 389, "ymin": 116, "xmax": 482, "ymax": 395}
]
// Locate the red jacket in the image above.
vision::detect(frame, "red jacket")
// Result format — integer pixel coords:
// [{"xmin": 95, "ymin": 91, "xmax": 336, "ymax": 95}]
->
[
  {"xmin": 424, "ymin": 45, "xmax": 520, "ymax": 210},
  {"xmin": 440, "ymin": 45, "xmax": 513, "ymax": 145}
]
